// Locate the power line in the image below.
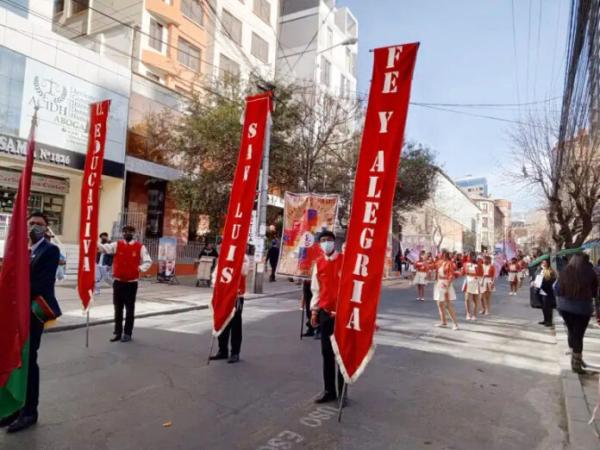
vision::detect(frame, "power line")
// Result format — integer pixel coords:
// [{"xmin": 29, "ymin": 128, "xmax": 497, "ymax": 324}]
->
[{"xmin": 510, "ymin": 0, "xmax": 522, "ymax": 112}]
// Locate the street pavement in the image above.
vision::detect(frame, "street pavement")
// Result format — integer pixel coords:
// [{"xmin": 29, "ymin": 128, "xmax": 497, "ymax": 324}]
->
[{"xmin": 0, "ymin": 279, "xmax": 575, "ymax": 449}]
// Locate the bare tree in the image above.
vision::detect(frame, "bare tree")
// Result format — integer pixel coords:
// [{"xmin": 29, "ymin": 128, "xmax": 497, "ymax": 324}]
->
[{"xmin": 512, "ymin": 111, "xmax": 600, "ymax": 249}]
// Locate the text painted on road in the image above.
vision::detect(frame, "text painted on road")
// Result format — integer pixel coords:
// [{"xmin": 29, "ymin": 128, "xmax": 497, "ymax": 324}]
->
[{"xmin": 256, "ymin": 405, "xmax": 339, "ymax": 450}]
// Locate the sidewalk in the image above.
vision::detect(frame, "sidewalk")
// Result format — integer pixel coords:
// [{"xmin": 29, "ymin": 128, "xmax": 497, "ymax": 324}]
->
[
  {"xmin": 555, "ymin": 314, "xmax": 600, "ymax": 449},
  {"xmin": 47, "ymin": 274, "xmax": 303, "ymax": 333}
]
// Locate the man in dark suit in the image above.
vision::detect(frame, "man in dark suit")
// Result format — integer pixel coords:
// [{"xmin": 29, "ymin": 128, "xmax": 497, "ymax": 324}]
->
[{"xmin": 1, "ymin": 211, "xmax": 61, "ymax": 433}]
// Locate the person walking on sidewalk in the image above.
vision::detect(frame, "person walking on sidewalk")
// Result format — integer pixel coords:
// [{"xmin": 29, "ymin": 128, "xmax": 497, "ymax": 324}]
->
[
  {"xmin": 536, "ymin": 259, "xmax": 557, "ymax": 327},
  {"xmin": 209, "ymin": 254, "xmax": 249, "ymax": 364},
  {"xmin": 413, "ymin": 251, "xmax": 429, "ymax": 301},
  {"xmin": 98, "ymin": 225, "xmax": 152, "ymax": 343},
  {"xmin": 310, "ymin": 230, "xmax": 345, "ymax": 404},
  {"xmin": 433, "ymin": 250, "xmax": 459, "ymax": 330},
  {"xmin": 1, "ymin": 212, "xmax": 62, "ymax": 433},
  {"xmin": 267, "ymin": 239, "xmax": 280, "ymax": 282},
  {"xmin": 554, "ymin": 253, "xmax": 598, "ymax": 374},
  {"xmin": 94, "ymin": 232, "xmax": 113, "ymax": 295}
]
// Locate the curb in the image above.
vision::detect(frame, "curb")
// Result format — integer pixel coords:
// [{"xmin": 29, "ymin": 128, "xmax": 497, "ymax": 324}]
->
[
  {"xmin": 46, "ymin": 288, "xmax": 302, "ymax": 333},
  {"xmin": 555, "ymin": 321, "xmax": 600, "ymax": 449}
]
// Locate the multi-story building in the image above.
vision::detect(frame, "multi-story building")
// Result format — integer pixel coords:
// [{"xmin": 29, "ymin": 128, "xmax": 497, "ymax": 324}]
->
[
  {"xmin": 494, "ymin": 199, "xmax": 512, "ymax": 242},
  {"xmin": 402, "ymin": 170, "xmax": 481, "ymax": 253},
  {"xmin": 0, "ymin": 1, "xmax": 129, "ymax": 247},
  {"xmin": 473, "ymin": 196, "xmax": 495, "ymax": 250},
  {"xmin": 206, "ymin": 0, "xmax": 280, "ymax": 84},
  {"xmin": 456, "ymin": 176, "xmax": 489, "ymax": 198},
  {"xmin": 277, "ymin": 0, "xmax": 358, "ymax": 97}
]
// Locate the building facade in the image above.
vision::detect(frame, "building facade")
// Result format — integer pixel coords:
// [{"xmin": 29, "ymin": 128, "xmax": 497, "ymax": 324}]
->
[
  {"xmin": 473, "ymin": 196, "xmax": 495, "ymax": 250},
  {"xmin": 455, "ymin": 176, "xmax": 489, "ymax": 198},
  {"xmin": 277, "ymin": 0, "xmax": 358, "ymax": 96},
  {"xmin": 0, "ymin": 1, "xmax": 130, "ymax": 246},
  {"xmin": 402, "ymin": 170, "xmax": 482, "ymax": 253}
]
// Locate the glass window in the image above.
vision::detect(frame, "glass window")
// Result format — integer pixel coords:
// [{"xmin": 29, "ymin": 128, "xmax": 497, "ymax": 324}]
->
[
  {"xmin": 149, "ymin": 19, "xmax": 164, "ymax": 52},
  {"xmin": 251, "ymin": 32, "xmax": 269, "ymax": 64},
  {"xmin": 0, "ymin": 46, "xmax": 26, "ymax": 136},
  {"xmin": 54, "ymin": 0, "xmax": 64, "ymax": 14},
  {"xmin": 219, "ymin": 54, "xmax": 240, "ymax": 81},
  {"xmin": 339, "ymin": 74, "xmax": 347, "ymax": 97},
  {"xmin": 178, "ymin": 38, "xmax": 201, "ymax": 71},
  {"xmin": 222, "ymin": 9, "xmax": 242, "ymax": 45},
  {"xmin": 181, "ymin": 0, "xmax": 203, "ymax": 25},
  {"xmin": 320, "ymin": 57, "xmax": 331, "ymax": 87},
  {"xmin": 0, "ymin": 188, "xmax": 64, "ymax": 235},
  {"xmin": 253, "ymin": 0, "xmax": 271, "ymax": 25},
  {"xmin": 327, "ymin": 27, "xmax": 333, "ymax": 48},
  {"xmin": 71, "ymin": 0, "xmax": 89, "ymax": 14}
]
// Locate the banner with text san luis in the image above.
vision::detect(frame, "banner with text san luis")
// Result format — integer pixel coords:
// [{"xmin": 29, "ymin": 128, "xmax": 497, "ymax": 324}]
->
[
  {"xmin": 332, "ymin": 44, "xmax": 419, "ymax": 383},
  {"xmin": 77, "ymin": 100, "xmax": 111, "ymax": 311},
  {"xmin": 211, "ymin": 92, "xmax": 272, "ymax": 336}
]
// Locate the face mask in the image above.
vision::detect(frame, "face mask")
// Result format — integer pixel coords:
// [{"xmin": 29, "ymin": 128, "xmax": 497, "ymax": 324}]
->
[
  {"xmin": 320, "ymin": 241, "xmax": 335, "ymax": 255},
  {"xmin": 123, "ymin": 233, "xmax": 133, "ymax": 242},
  {"xmin": 29, "ymin": 225, "xmax": 46, "ymax": 243},
  {"xmin": 101, "ymin": 238, "xmax": 108, "ymax": 244}
]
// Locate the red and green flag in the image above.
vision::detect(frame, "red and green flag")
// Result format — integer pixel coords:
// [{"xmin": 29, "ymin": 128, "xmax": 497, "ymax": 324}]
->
[{"xmin": 0, "ymin": 111, "xmax": 37, "ymax": 418}]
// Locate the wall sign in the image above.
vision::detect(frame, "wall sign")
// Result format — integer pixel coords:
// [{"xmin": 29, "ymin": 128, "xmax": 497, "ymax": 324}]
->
[{"xmin": 0, "ymin": 168, "xmax": 69, "ymax": 195}]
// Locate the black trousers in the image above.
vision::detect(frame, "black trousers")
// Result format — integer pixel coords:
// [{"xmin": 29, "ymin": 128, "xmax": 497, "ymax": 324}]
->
[
  {"xmin": 113, "ymin": 280, "xmax": 138, "ymax": 337},
  {"xmin": 218, "ymin": 297, "xmax": 244, "ymax": 356},
  {"xmin": 319, "ymin": 311, "xmax": 344, "ymax": 396},
  {"xmin": 560, "ymin": 310, "xmax": 591, "ymax": 353},
  {"xmin": 541, "ymin": 294, "xmax": 555, "ymax": 324},
  {"xmin": 269, "ymin": 262, "xmax": 277, "ymax": 281},
  {"xmin": 303, "ymin": 281, "xmax": 315, "ymax": 333},
  {"xmin": 23, "ymin": 313, "xmax": 44, "ymax": 417}
]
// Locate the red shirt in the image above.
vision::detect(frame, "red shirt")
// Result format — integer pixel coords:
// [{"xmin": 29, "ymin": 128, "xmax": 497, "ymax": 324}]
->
[
  {"xmin": 415, "ymin": 261, "xmax": 428, "ymax": 272},
  {"xmin": 113, "ymin": 240, "xmax": 143, "ymax": 282},
  {"xmin": 315, "ymin": 253, "xmax": 344, "ymax": 312}
]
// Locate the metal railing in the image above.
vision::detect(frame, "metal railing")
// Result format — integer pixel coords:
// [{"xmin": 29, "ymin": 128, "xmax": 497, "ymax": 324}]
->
[{"xmin": 142, "ymin": 238, "xmax": 208, "ymax": 263}]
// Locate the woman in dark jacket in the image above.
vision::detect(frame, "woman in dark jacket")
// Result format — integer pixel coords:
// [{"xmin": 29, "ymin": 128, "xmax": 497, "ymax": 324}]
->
[
  {"xmin": 536, "ymin": 259, "xmax": 557, "ymax": 327},
  {"xmin": 555, "ymin": 253, "xmax": 598, "ymax": 374}
]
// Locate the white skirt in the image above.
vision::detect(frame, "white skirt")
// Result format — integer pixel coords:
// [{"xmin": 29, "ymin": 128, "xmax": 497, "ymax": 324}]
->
[
  {"xmin": 481, "ymin": 276, "xmax": 495, "ymax": 293},
  {"xmin": 463, "ymin": 277, "xmax": 481, "ymax": 294},
  {"xmin": 508, "ymin": 272, "xmax": 517, "ymax": 282},
  {"xmin": 434, "ymin": 280, "xmax": 456, "ymax": 301},
  {"xmin": 517, "ymin": 271, "xmax": 525, "ymax": 280},
  {"xmin": 413, "ymin": 272, "xmax": 428, "ymax": 285}
]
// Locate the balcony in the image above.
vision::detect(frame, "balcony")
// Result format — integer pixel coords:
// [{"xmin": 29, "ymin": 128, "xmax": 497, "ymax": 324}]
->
[{"xmin": 146, "ymin": 0, "xmax": 182, "ymax": 26}]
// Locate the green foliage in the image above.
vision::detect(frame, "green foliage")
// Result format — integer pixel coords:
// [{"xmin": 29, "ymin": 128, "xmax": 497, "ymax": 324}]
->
[{"xmin": 395, "ymin": 142, "xmax": 438, "ymax": 213}]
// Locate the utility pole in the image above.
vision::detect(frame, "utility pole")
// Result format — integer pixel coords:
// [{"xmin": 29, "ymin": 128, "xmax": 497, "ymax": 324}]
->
[{"xmin": 253, "ymin": 87, "xmax": 274, "ymax": 294}]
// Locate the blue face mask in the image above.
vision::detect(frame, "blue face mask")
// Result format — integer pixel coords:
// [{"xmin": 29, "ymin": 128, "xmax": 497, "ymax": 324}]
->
[{"xmin": 320, "ymin": 241, "xmax": 335, "ymax": 255}]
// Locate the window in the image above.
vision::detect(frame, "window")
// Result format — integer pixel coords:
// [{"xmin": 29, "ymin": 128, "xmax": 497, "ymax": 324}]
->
[
  {"xmin": 320, "ymin": 57, "xmax": 331, "ymax": 86},
  {"xmin": 178, "ymin": 38, "xmax": 201, "ymax": 71},
  {"xmin": 146, "ymin": 71, "xmax": 160, "ymax": 82},
  {"xmin": 71, "ymin": 0, "xmax": 89, "ymax": 14},
  {"xmin": 0, "ymin": 188, "xmax": 65, "ymax": 235},
  {"xmin": 0, "ymin": 47, "xmax": 26, "ymax": 136},
  {"xmin": 327, "ymin": 27, "xmax": 333, "ymax": 48},
  {"xmin": 339, "ymin": 74, "xmax": 347, "ymax": 97},
  {"xmin": 222, "ymin": 9, "xmax": 242, "ymax": 45},
  {"xmin": 253, "ymin": 0, "xmax": 271, "ymax": 25},
  {"xmin": 54, "ymin": 0, "xmax": 64, "ymax": 14},
  {"xmin": 251, "ymin": 32, "xmax": 269, "ymax": 64},
  {"xmin": 346, "ymin": 47, "xmax": 351, "ymax": 71},
  {"xmin": 482, "ymin": 217, "xmax": 488, "ymax": 228},
  {"xmin": 219, "ymin": 54, "xmax": 240, "ymax": 80},
  {"xmin": 482, "ymin": 202, "xmax": 488, "ymax": 212},
  {"xmin": 182, "ymin": 0, "xmax": 203, "ymax": 25},
  {"xmin": 149, "ymin": 19, "xmax": 164, "ymax": 51}
]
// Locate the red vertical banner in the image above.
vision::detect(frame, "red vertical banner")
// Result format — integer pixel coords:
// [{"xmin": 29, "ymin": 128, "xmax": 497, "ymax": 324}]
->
[
  {"xmin": 211, "ymin": 92, "xmax": 272, "ymax": 335},
  {"xmin": 77, "ymin": 100, "xmax": 111, "ymax": 310},
  {"xmin": 332, "ymin": 44, "xmax": 419, "ymax": 383}
]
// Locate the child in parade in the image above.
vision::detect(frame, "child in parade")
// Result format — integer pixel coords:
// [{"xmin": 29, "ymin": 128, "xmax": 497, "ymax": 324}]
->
[
  {"xmin": 433, "ymin": 250, "xmax": 460, "ymax": 330},
  {"xmin": 413, "ymin": 251, "xmax": 429, "ymax": 301},
  {"xmin": 462, "ymin": 251, "xmax": 483, "ymax": 320},
  {"xmin": 480, "ymin": 255, "xmax": 496, "ymax": 315},
  {"xmin": 508, "ymin": 258, "xmax": 519, "ymax": 295}
]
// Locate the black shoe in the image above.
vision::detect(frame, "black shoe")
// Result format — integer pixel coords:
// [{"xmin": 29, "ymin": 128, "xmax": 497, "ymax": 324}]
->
[
  {"xmin": 314, "ymin": 392, "xmax": 337, "ymax": 404},
  {"xmin": 121, "ymin": 335, "xmax": 132, "ymax": 342},
  {"xmin": 0, "ymin": 412, "xmax": 19, "ymax": 428},
  {"xmin": 544, "ymin": 322, "xmax": 554, "ymax": 327},
  {"xmin": 6, "ymin": 414, "xmax": 37, "ymax": 433},
  {"xmin": 110, "ymin": 335, "xmax": 122, "ymax": 342},
  {"xmin": 538, "ymin": 321, "xmax": 546, "ymax": 325},
  {"xmin": 302, "ymin": 330, "xmax": 315, "ymax": 337},
  {"xmin": 209, "ymin": 352, "xmax": 228, "ymax": 361},
  {"xmin": 227, "ymin": 354, "xmax": 240, "ymax": 364}
]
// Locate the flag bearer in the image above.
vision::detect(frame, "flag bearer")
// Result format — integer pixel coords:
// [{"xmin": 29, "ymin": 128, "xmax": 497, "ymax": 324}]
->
[
  {"xmin": 98, "ymin": 225, "xmax": 152, "ymax": 343},
  {"xmin": 310, "ymin": 231, "xmax": 345, "ymax": 404},
  {"xmin": 209, "ymin": 253, "xmax": 249, "ymax": 363},
  {"xmin": 1, "ymin": 212, "xmax": 62, "ymax": 433}
]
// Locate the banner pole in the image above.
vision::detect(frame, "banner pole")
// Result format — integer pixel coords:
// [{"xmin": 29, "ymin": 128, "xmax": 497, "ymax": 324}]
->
[
  {"xmin": 85, "ymin": 311, "xmax": 90, "ymax": 348},
  {"xmin": 337, "ymin": 384, "xmax": 348, "ymax": 422},
  {"xmin": 206, "ymin": 336, "xmax": 215, "ymax": 365},
  {"xmin": 300, "ymin": 302, "xmax": 305, "ymax": 340}
]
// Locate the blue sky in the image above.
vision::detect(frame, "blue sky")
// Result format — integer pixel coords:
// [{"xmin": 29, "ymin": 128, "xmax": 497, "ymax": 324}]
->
[{"xmin": 340, "ymin": 0, "xmax": 569, "ymax": 213}]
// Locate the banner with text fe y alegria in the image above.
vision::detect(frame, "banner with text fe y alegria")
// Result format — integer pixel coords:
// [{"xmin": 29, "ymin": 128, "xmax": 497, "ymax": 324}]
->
[
  {"xmin": 77, "ymin": 100, "xmax": 111, "ymax": 311},
  {"xmin": 332, "ymin": 43, "xmax": 419, "ymax": 383},
  {"xmin": 211, "ymin": 92, "xmax": 272, "ymax": 335}
]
